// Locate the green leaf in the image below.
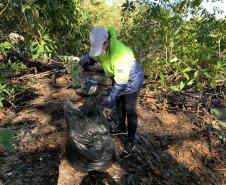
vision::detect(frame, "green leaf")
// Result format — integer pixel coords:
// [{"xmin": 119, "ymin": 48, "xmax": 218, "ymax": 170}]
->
[
  {"xmin": 170, "ymin": 57, "xmax": 178, "ymax": 63},
  {"xmin": 0, "ymin": 128, "xmax": 17, "ymax": 152},
  {"xmin": 0, "ymin": 96, "xmax": 4, "ymax": 107},
  {"xmin": 183, "ymin": 72, "xmax": 190, "ymax": 80},
  {"xmin": 179, "ymin": 81, "xmax": 185, "ymax": 90},
  {"xmin": 33, "ymin": 7, "xmax": 39, "ymax": 19},
  {"xmin": 192, "ymin": 0, "xmax": 202, "ymax": 8},
  {"xmin": 187, "ymin": 79, "xmax": 194, "ymax": 86},
  {"xmin": 194, "ymin": 71, "xmax": 199, "ymax": 78},
  {"xmin": 0, "ymin": 42, "xmax": 13, "ymax": 53},
  {"xmin": 182, "ymin": 67, "xmax": 192, "ymax": 73},
  {"xmin": 178, "ymin": 0, "xmax": 187, "ymax": 11},
  {"xmin": 2, "ymin": 88, "xmax": 11, "ymax": 95},
  {"xmin": 160, "ymin": 73, "xmax": 165, "ymax": 81},
  {"xmin": 204, "ymin": 71, "xmax": 211, "ymax": 79},
  {"xmin": 171, "ymin": 85, "xmax": 180, "ymax": 92},
  {"xmin": 22, "ymin": 4, "xmax": 31, "ymax": 13},
  {"xmin": 31, "ymin": 53, "xmax": 40, "ymax": 60},
  {"xmin": 170, "ymin": 81, "xmax": 186, "ymax": 92}
]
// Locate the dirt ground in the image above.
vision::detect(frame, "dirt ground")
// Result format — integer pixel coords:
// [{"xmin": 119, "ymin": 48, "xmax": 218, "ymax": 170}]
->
[{"xmin": 0, "ymin": 61, "xmax": 225, "ymax": 185}]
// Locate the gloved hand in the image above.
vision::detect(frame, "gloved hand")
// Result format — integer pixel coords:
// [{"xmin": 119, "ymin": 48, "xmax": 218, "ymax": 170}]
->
[
  {"xmin": 79, "ymin": 54, "xmax": 90, "ymax": 67},
  {"xmin": 107, "ymin": 94, "xmax": 115, "ymax": 108},
  {"xmin": 79, "ymin": 54, "xmax": 95, "ymax": 67},
  {"xmin": 68, "ymin": 56, "xmax": 80, "ymax": 62}
]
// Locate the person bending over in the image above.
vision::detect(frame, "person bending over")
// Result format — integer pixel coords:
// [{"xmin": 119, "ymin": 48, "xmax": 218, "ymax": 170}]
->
[{"xmin": 79, "ymin": 26, "xmax": 144, "ymax": 156}]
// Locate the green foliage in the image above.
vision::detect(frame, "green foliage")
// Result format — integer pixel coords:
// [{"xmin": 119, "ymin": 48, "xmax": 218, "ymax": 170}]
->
[
  {"xmin": 82, "ymin": 0, "xmax": 122, "ymax": 30},
  {"xmin": 0, "ymin": 61, "xmax": 25, "ymax": 107},
  {"xmin": 122, "ymin": 0, "xmax": 136, "ymax": 12},
  {"xmin": 0, "ymin": 84, "xmax": 13, "ymax": 107},
  {"xmin": 0, "ymin": 0, "xmax": 225, "ymax": 98},
  {"xmin": 0, "ymin": 128, "xmax": 17, "ymax": 153},
  {"xmin": 0, "ymin": 0, "xmax": 93, "ymax": 57},
  {"xmin": 30, "ymin": 32, "xmax": 55, "ymax": 60},
  {"xmin": 0, "ymin": 35, "xmax": 26, "ymax": 107},
  {"xmin": 0, "ymin": 42, "xmax": 13, "ymax": 54},
  {"xmin": 121, "ymin": 0, "xmax": 226, "ymax": 92},
  {"xmin": 0, "ymin": 61, "xmax": 25, "ymax": 81}
]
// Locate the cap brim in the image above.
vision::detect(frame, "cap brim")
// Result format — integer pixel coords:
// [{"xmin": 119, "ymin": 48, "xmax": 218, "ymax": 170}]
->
[{"xmin": 89, "ymin": 42, "xmax": 104, "ymax": 57}]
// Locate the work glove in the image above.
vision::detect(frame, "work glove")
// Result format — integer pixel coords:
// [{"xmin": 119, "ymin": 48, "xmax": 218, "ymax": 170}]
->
[
  {"xmin": 79, "ymin": 54, "xmax": 89, "ymax": 66},
  {"xmin": 68, "ymin": 56, "xmax": 80, "ymax": 62},
  {"xmin": 107, "ymin": 94, "xmax": 116, "ymax": 108},
  {"xmin": 79, "ymin": 54, "xmax": 95, "ymax": 68}
]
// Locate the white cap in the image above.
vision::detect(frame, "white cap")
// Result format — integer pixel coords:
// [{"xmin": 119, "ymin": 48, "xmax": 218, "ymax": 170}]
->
[{"xmin": 89, "ymin": 27, "xmax": 108, "ymax": 57}]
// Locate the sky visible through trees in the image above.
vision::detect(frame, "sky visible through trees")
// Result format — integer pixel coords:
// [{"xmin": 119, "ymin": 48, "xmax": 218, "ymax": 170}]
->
[
  {"xmin": 202, "ymin": 0, "xmax": 226, "ymax": 18},
  {"xmin": 107, "ymin": 0, "xmax": 226, "ymax": 18}
]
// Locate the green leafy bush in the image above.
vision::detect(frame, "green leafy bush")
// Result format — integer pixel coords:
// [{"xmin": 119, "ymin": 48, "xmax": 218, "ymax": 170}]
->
[
  {"xmin": 0, "ymin": 42, "xmax": 13, "ymax": 54},
  {"xmin": 0, "ymin": 0, "xmax": 225, "ymax": 96},
  {"xmin": 121, "ymin": 0, "xmax": 226, "ymax": 92},
  {"xmin": 0, "ymin": 61, "xmax": 25, "ymax": 107},
  {"xmin": 30, "ymin": 33, "xmax": 55, "ymax": 60}
]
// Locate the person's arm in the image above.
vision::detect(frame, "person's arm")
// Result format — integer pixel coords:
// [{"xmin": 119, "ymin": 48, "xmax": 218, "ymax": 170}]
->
[
  {"xmin": 79, "ymin": 54, "xmax": 96, "ymax": 68},
  {"xmin": 108, "ymin": 83, "xmax": 127, "ymax": 107},
  {"xmin": 108, "ymin": 62, "xmax": 131, "ymax": 107}
]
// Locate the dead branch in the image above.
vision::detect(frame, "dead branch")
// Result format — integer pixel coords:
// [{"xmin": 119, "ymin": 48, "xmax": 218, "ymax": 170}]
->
[
  {"xmin": 17, "ymin": 69, "xmax": 66, "ymax": 80},
  {"xmin": 207, "ymin": 124, "xmax": 212, "ymax": 153},
  {"xmin": 0, "ymin": 0, "xmax": 10, "ymax": 15}
]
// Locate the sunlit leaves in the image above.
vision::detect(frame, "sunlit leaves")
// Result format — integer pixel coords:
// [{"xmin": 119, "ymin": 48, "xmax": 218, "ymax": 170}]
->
[
  {"xmin": 175, "ymin": 0, "xmax": 203, "ymax": 13},
  {"xmin": 0, "ymin": 42, "xmax": 13, "ymax": 54},
  {"xmin": 22, "ymin": 3, "xmax": 39, "ymax": 19},
  {"xmin": 0, "ymin": 83, "xmax": 14, "ymax": 107},
  {"xmin": 30, "ymin": 34, "xmax": 55, "ymax": 60}
]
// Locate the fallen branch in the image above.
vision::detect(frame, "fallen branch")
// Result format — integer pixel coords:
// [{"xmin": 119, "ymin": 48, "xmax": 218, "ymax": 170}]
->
[
  {"xmin": 0, "ymin": 0, "xmax": 10, "ymax": 15},
  {"xmin": 207, "ymin": 124, "xmax": 212, "ymax": 153},
  {"xmin": 213, "ymin": 168, "xmax": 226, "ymax": 171},
  {"xmin": 17, "ymin": 69, "xmax": 66, "ymax": 79}
]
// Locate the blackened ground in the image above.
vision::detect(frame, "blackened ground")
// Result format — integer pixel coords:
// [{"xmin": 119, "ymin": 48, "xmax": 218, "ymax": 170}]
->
[{"xmin": 0, "ymin": 61, "xmax": 225, "ymax": 185}]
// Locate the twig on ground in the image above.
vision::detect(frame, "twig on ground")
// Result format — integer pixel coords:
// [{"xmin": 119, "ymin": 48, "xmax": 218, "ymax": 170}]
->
[
  {"xmin": 160, "ymin": 98, "xmax": 166, "ymax": 125},
  {"xmin": 17, "ymin": 69, "xmax": 66, "ymax": 79},
  {"xmin": 4, "ymin": 99, "xmax": 16, "ymax": 108},
  {"xmin": 207, "ymin": 124, "xmax": 212, "ymax": 153},
  {"xmin": 196, "ymin": 93, "xmax": 202, "ymax": 125},
  {"xmin": 0, "ymin": 0, "xmax": 10, "ymax": 15},
  {"xmin": 204, "ymin": 154, "xmax": 209, "ymax": 166},
  {"xmin": 213, "ymin": 168, "xmax": 226, "ymax": 171}
]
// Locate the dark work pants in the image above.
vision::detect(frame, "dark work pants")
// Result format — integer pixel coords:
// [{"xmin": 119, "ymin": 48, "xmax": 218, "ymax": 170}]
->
[{"xmin": 115, "ymin": 91, "xmax": 140, "ymax": 142}]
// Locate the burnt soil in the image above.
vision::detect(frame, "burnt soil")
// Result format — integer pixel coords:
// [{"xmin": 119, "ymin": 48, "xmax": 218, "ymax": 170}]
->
[{"xmin": 0, "ymin": 60, "xmax": 225, "ymax": 185}]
